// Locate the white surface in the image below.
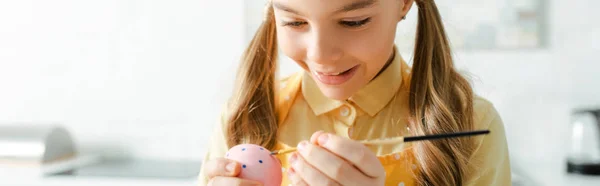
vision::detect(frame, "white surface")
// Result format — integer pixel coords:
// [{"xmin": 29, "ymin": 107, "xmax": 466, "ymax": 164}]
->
[
  {"xmin": 0, "ymin": 158, "xmax": 200, "ymax": 186},
  {"xmin": 519, "ymin": 160, "xmax": 600, "ymax": 186},
  {"xmin": 4, "ymin": 161, "xmax": 600, "ymax": 186},
  {"xmin": 0, "ymin": 176, "xmax": 196, "ymax": 186},
  {"xmin": 0, "ymin": 155, "xmax": 100, "ymax": 177}
]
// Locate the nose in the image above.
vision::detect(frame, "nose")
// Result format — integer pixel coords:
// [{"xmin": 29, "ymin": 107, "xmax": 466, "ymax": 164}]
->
[{"xmin": 305, "ymin": 29, "xmax": 343, "ymax": 65}]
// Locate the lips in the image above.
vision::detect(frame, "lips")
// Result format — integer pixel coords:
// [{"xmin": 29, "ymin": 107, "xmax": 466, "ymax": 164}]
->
[
  {"xmin": 316, "ymin": 67, "xmax": 354, "ymax": 76},
  {"xmin": 311, "ymin": 65, "xmax": 359, "ymax": 85}
]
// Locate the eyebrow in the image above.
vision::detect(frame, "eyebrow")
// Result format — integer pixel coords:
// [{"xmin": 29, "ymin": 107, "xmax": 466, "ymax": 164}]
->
[
  {"xmin": 336, "ymin": 0, "xmax": 377, "ymax": 13},
  {"xmin": 273, "ymin": 0, "xmax": 377, "ymax": 15},
  {"xmin": 272, "ymin": 2, "xmax": 300, "ymax": 15}
]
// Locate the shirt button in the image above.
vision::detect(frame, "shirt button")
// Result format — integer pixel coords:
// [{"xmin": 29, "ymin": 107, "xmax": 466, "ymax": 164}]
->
[
  {"xmin": 398, "ymin": 182, "xmax": 405, "ymax": 186},
  {"xmin": 340, "ymin": 106, "xmax": 350, "ymax": 117},
  {"xmin": 394, "ymin": 153, "xmax": 401, "ymax": 160}
]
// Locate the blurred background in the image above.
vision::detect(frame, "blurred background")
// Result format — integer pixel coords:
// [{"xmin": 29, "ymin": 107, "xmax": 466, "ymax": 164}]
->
[{"xmin": 0, "ymin": 0, "xmax": 599, "ymax": 185}]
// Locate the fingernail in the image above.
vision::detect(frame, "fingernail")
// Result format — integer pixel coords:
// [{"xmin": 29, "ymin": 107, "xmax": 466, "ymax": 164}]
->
[
  {"xmin": 226, "ymin": 162, "xmax": 236, "ymax": 172},
  {"xmin": 318, "ymin": 134, "xmax": 329, "ymax": 145},
  {"xmin": 297, "ymin": 141, "xmax": 307, "ymax": 152},
  {"xmin": 311, "ymin": 131, "xmax": 324, "ymax": 143},
  {"xmin": 287, "ymin": 167, "xmax": 295, "ymax": 177},
  {"xmin": 290, "ymin": 153, "xmax": 302, "ymax": 168},
  {"xmin": 289, "ymin": 153, "xmax": 297, "ymax": 164}
]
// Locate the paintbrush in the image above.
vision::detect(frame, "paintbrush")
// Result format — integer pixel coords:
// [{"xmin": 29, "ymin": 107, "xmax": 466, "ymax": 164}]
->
[{"xmin": 271, "ymin": 130, "xmax": 490, "ymax": 155}]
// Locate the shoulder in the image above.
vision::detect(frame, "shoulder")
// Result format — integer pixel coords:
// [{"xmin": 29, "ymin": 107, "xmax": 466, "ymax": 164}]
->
[
  {"xmin": 471, "ymin": 95, "xmax": 507, "ymax": 155},
  {"xmin": 462, "ymin": 95, "xmax": 512, "ymax": 185},
  {"xmin": 465, "ymin": 95, "xmax": 512, "ymax": 185},
  {"xmin": 278, "ymin": 72, "xmax": 303, "ymax": 90},
  {"xmin": 472, "ymin": 95, "xmax": 502, "ymax": 130},
  {"xmin": 276, "ymin": 72, "xmax": 303, "ymax": 99}
]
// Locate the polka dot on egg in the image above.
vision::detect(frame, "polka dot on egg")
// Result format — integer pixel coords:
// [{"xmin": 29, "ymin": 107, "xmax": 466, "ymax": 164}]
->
[
  {"xmin": 242, "ymin": 148, "xmax": 246, "ymax": 151},
  {"xmin": 242, "ymin": 164, "xmax": 247, "ymax": 168},
  {"xmin": 259, "ymin": 160, "xmax": 263, "ymax": 163},
  {"xmin": 260, "ymin": 148, "xmax": 264, "ymax": 150}
]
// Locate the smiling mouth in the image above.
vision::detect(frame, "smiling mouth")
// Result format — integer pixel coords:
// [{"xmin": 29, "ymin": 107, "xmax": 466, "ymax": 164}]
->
[
  {"xmin": 311, "ymin": 65, "xmax": 359, "ymax": 85},
  {"xmin": 313, "ymin": 65, "xmax": 357, "ymax": 76}
]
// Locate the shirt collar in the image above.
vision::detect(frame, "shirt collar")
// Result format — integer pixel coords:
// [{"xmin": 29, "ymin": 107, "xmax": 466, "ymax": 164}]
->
[{"xmin": 302, "ymin": 47, "xmax": 405, "ymax": 116}]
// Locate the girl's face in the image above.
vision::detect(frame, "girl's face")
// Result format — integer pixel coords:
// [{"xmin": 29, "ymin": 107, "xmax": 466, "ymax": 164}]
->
[{"xmin": 273, "ymin": 0, "xmax": 412, "ymax": 100}]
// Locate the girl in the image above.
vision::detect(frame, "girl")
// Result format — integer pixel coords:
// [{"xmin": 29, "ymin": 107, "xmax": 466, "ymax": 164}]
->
[{"xmin": 200, "ymin": 0, "xmax": 511, "ymax": 185}]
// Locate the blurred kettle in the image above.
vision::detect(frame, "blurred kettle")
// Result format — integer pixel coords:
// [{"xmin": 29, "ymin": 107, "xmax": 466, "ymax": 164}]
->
[{"xmin": 567, "ymin": 109, "xmax": 600, "ymax": 175}]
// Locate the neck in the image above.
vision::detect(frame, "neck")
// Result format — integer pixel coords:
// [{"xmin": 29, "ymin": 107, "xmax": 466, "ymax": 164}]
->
[
  {"xmin": 346, "ymin": 49, "xmax": 396, "ymax": 102},
  {"xmin": 372, "ymin": 49, "xmax": 395, "ymax": 81}
]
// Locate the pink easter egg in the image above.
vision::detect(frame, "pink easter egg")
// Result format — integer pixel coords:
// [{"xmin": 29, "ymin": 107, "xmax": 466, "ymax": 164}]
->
[{"xmin": 226, "ymin": 144, "xmax": 282, "ymax": 186}]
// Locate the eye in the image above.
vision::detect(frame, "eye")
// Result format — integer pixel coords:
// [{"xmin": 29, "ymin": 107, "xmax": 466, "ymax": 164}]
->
[
  {"xmin": 340, "ymin": 17, "xmax": 371, "ymax": 28},
  {"xmin": 282, "ymin": 21, "xmax": 307, "ymax": 28}
]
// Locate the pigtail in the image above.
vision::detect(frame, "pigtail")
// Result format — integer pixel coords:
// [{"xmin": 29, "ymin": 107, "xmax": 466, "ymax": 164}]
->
[
  {"xmin": 226, "ymin": 3, "xmax": 279, "ymax": 149},
  {"xmin": 408, "ymin": 0, "xmax": 476, "ymax": 185}
]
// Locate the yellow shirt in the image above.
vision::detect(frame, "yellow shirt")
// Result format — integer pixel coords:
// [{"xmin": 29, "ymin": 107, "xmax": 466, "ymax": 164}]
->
[{"xmin": 198, "ymin": 49, "xmax": 511, "ymax": 186}]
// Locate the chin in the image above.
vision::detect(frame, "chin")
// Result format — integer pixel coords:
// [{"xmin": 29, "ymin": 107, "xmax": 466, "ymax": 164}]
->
[
  {"xmin": 309, "ymin": 69, "xmax": 366, "ymax": 101},
  {"xmin": 315, "ymin": 84, "xmax": 356, "ymax": 101}
]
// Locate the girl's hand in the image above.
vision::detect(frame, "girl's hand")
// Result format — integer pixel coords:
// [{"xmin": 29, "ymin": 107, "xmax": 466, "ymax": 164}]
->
[
  {"xmin": 287, "ymin": 131, "xmax": 386, "ymax": 186},
  {"xmin": 203, "ymin": 158, "xmax": 263, "ymax": 186}
]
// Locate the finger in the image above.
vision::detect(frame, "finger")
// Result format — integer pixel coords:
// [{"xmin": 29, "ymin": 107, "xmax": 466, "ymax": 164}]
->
[
  {"xmin": 208, "ymin": 176, "xmax": 263, "ymax": 186},
  {"xmin": 287, "ymin": 167, "xmax": 308, "ymax": 186},
  {"xmin": 315, "ymin": 133, "xmax": 384, "ymax": 178},
  {"xmin": 203, "ymin": 158, "xmax": 241, "ymax": 179},
  {"xmin": 289, "ymin": 152, "xmax": 341, "ymax": 186},
  {"xmin": 296, "ymin": 141, "xmax": 370, "ymax": 186},
  {"xmin": 309, "ymin": 130, "xmax": 326, "ymax": 144}
]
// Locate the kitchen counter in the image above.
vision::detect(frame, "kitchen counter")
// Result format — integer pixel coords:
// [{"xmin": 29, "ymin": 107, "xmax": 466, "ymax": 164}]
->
[
  {"xmin": 517, "ymin": 160, "xmax": 600, "ymax": 186},
  {"xmin": 4, "ymin": 159, "xmax": 599, "ymax": 186},
  {"xmin": 0, "ymin": 176, "xmax": 196, "ymax": 186},
  {"xmin": 0, "ymin": 158, "xmax": 201, "ymax": 186}
]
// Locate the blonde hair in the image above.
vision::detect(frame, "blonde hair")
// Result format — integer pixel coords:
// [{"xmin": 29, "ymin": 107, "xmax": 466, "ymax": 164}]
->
[
  {"xmin": 408, "ymin": 0, "xmax": 475, "ymax": 185},
  {"xmin": 226, "ymin": 1, "xmax": 475, "ymax": 186},
  {"xmin": 226, "ymin": 4, "xmax": 278, "ymax": 149}
]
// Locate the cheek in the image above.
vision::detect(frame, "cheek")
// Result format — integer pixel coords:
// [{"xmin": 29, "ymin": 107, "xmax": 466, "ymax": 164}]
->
[
  {"xmin": 360, "ymin": 46, "xmax": 393, "ymax": 74},
  {"xmin": 276, "ymin": 29, "xmax": 308, "ymax": 68},
  {"xmin": 345, "ymin": 32, "xmax": 394, "ymax": 78}
]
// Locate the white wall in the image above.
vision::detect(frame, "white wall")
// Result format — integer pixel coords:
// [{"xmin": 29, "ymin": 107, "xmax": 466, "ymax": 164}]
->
[
  {"xmin": 0, "ymin": 0, "xmax": 244, "ymax": 160},
  {"xmin": 456, "ymin": 0, "xmax": 600, "ymax": 164}
]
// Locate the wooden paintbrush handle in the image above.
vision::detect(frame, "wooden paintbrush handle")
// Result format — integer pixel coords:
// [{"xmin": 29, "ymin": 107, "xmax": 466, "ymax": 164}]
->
[{"xmin": 272, "ymin": 130, "xmax": 490, "ymax": 155}]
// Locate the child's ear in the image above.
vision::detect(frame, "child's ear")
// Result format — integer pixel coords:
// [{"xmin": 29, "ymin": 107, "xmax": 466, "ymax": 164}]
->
[{"xmin": 397, "ymin": 0, "xmax": 415, "ymax": 22}]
